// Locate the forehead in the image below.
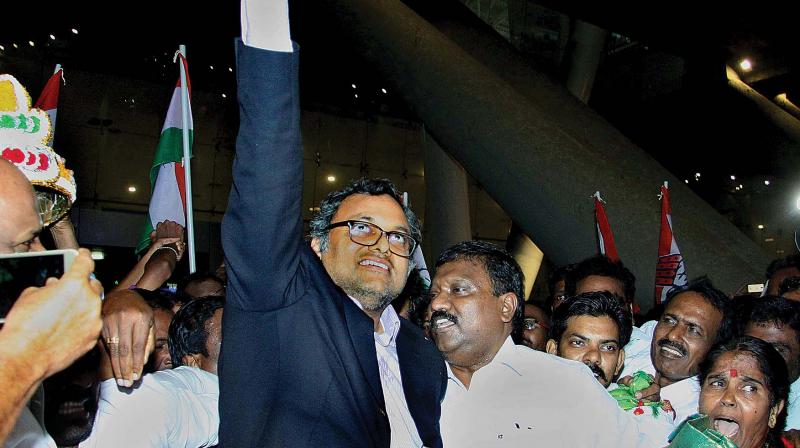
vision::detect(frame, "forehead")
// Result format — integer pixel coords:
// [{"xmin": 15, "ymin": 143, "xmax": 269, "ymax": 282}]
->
[
  {"xmin": 433, "ymin": 259, "xmax": 491, "ymax": 287},
  {"xmin": 524, "ymin": 304, "xmax": 546, "ymax": 320},
  {"xmin": 711, "ymin": 351, "xmax": 764, "ymax": 380},
  {"xmin": 0, "ymin": 191, "xmax": 41, "ymax": 245},
  {"xmin": 665, "ymin": 292, "xmax": 721, "ymax": 327},
  {"xmin": 576, "ymin": 275, "xmax": 624, "ymax": 297},
  {"xmin": 565, "ymin": 315, "xmax": 620, "ymax": 340},
  {"xmin": 332, "ymin": 194, "xmax": 408, "ymax": 229},
  {"xmin": 746, "ymin": 321, "xmax": 799, "ymax": 346}
]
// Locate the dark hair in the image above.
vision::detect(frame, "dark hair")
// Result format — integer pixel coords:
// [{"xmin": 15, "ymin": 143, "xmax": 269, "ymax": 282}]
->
[
  {"xmin": 168, "ymin": 297, "xmax": 224, "ymax": 367},
  {"xmin": 741, "ymin": 295, "xmax": 800, "ymax": 346},
  {"xmin": 435, "ymin": 240, "xmax": 525, "ymax": 330},
  {"xmin": 391, "ymin": 268, "xmax": 430, "ymax": 329},
  {"xmin": 766, "ymin": 255, "xmax": 800, "ymax": 280},
  {"xmin": 512, "ymin": 301, "xmax": 550, "ymax": 344},
  {"xmin": 566, "ymin": 255, "xmax": 636, "ymax": 303},
  {"xmin": 308, "ymin": 178, "xmax": 421, "ymax": 253},
  {"xmin": 548, "ymin": 264, "xmax": 575, "ymax": 299},
  {"xmin": 548, "ymin": 291, "xmax": 633, "ymax": 348},
  {"xmin": 667, "ymin": 276, "xmax": 736, "ymax": 345},
  {"xmin": 133, "ymin": 288, "xmax": 176, "ymax": 312},
  {"xmin": 177, "ymin": 272, "xmax": 225, "ymax": 296},
  {"xmin": 699, "ymin": 336, "xmax": 790, "ymax": 443},
  {"xmin": 779, "ymin": 277, "xmax": 800, "ymax": 296}
]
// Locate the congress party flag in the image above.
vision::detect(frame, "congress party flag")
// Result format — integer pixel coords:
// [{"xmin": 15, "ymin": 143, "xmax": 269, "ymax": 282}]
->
[
  {"xmin": 34, "ymin": 65, "xmax": 64, "ymax": 146},
  {"xmin": 654, "ymin": 182, "xmax": 688, "ymax": 305},
  {"xmin": 593, "ymin": 191, "xmax": 620, "ymax": 262}
]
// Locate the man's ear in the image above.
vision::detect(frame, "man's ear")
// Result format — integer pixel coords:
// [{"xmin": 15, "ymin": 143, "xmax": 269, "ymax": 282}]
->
[
  {"xmin": 614, "ymin": 348, "xmax": 626, "ymax": 378},
  {"xmin": 182, "ymin": 354, "xmax": 201, "ymax": 369},
  {"xmin": 545, "ymin": 339, "xmax": 558, "ymax": 355},
  {"xmin": 310, "ymin": 238, "xmax": 323, "ymax": 259},
  {"xmin": 499, "ymin": 292, "xmax": 518, "ymax": 324}
]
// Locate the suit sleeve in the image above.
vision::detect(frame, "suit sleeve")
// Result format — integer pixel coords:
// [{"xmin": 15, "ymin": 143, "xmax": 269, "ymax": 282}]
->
[{"xmin": 221, "ymin": 39, "xmax": 304, "ymax": 312}]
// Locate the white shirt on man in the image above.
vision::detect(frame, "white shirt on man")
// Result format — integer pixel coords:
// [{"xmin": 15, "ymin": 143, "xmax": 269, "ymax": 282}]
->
[
  {"xmin": 786, "ymin": 377, "xmax": 800, "ymax": 430},
  {"xmin": 350, "ymin": 298, "xmax": 423, "ymax": 448},
  {"xmin": 621, "ymin": 320, "xmax": 701, "ymax": 430},
  {"xmin": 440, "ymin": 337, "xmax": 653, "ymax": 447},
  {"xmin": 80, "ymin": 366, "xmax": 218, "ymax": 448}
]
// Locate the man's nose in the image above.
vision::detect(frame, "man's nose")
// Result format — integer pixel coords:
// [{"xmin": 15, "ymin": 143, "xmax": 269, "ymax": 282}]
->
[{"xmin": 582, "ymin": 347, "xmax": 601, "ymax": 365}]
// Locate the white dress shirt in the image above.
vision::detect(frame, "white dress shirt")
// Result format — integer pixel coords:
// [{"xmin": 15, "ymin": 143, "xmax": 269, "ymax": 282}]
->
[
  {"xmin": 350, "ymin": 298, "xmax": 423, "ymax": 448},
  {"xmin": 621, "ymin": 320, "xmax": 701, "ymax": 431},
  {"xmin": 4, "ymin": 408, "xmax": 56, "ymax": 448},
  {"xmin": 440, "ymin": 337, "xmax": 648, "ymax": 447},
  {"xmin": 80, "ymin": 366, "xmax": 218, "ymax": 448},
  {"xmin": 786, "ymin": 377, "xmax": 800, "ymax": 430}
]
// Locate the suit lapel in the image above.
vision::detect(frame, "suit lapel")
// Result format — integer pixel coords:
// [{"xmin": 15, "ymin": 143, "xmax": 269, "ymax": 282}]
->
[{"xmin": 342, "ymin": 295, "xmax": 386, "ymax": 410}]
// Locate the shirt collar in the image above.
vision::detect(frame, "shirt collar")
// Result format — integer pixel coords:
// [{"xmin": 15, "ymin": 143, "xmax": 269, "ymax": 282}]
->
[
  {"xmin": 445, "ymin": 336, "xmax": 519, "ymax": 387},
  {"xmin": 347, "ymin": 296, "xmax": 401, "ymax": 347}
]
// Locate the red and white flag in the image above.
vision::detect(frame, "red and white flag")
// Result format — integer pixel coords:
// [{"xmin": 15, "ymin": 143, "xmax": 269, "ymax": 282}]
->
[
  {"xmin": 136, "ymin": 57, "xmax": 193, "ymax": 253},
  {"xmin": 593, "ymin": 191, "xmax": 620, "ymax": 262},
  {"xmin": 654, "ymin": 182, "xmax": 688, "ymax": 305},
  {"xmin": 34, "ymin": 66, "xmax": 64, "ymax": 146}
]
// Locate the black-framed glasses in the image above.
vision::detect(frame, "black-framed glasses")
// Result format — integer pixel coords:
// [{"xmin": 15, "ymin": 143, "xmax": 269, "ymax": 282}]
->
[{"xmin": 326, "ymin": 220, "xmax": 418, "ymax": 258}]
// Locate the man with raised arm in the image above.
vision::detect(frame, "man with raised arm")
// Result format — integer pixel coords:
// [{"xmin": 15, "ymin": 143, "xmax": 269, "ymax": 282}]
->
[{"xmin": 217, "ymin": 0, "xmax": 447, "ymax": 446}]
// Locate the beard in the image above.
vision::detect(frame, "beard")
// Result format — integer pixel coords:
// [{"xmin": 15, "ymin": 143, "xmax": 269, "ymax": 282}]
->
[{"xmin": 332, "ymin": 273, "xmax": 403, "ymax": 312}]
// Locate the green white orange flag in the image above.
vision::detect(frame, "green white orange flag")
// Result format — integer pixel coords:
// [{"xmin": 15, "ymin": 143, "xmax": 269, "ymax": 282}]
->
[{"xmin": 136, "ymin": 62, "xmax": 193, "ymax": 253}]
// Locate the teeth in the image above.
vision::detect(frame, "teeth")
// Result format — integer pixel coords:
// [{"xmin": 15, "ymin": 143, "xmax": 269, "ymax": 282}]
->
[
  {"xmin": 434, "ymin": 318, "xmax": 454, "ymax": 329},
  {"xmin": 661, "ymin": 346, "xmax": 684, "ymax": 357},
  {"xmin": 360, "ymin": 259, "xmax": 389, "ymax": 270}
]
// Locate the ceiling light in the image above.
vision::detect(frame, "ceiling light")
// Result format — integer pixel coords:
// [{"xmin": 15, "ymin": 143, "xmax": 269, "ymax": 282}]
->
[
  {"xmin": 221, "ymin": 93, "xmax": 227, "ymax": 98},
  {"xmin": 49, "ymin": 34, "xmax": 56, "ymax": 40},
  {"xmin": 351, "ymin": 84, "xmax": 356, "ymax": 89},
  {"xmin": 739, "ymin": 58, "xmax": 752, "ymax": 72},
  {"xmin": 765, "ymin": 237, "xmax": 775, "ymax": 242},
  {"xmin": 90, "ymin": 249, "xmax": 105, "ymax": 260},
  {"xmin": 12, "ymin": 43, "xmax": 18, "ymax": 49},
  {"xmin": 127, "ymin": 186, "xmax": 137, "ymax": 193},
  {"xmin": 684, "ymin": 179, "xmax": 689, "ymax": 184},
  {"xmin": 381, "ymin": 88, "xmax": 387, "ymax": 94},
  {"xmin": 730, "ymin": 175, "xmax": 736, "ymax": 180},
  {"xmin": 354, "ymin": 94, "xmax": 358, "ymax": 99},
  {"xmin": 0, "ymin": 45, "xmax": 4, "ymax": 51},
  {"xmin": 28, "ymin": 41, "xmax": 35, "ymax": 47},
  {"xmin": 764, "ymin": 180, "xmax": 770, "ymax": 186},
  {"xmin": 228, "ymin": 67, "xmax": 233, "ymax": 72},
  {"xmin": 757, "ymin": 224, "xmax": 764, "ymax": 230},
  {"xmin": 71, "ymin": 28, "xmax": 79, "ymax": 35},
  {"xmin": 210, "ymin": 65, "xmax": 214, "ymax": 70},
  {"xmin": 739, "ymin": 184, "xmax": 743, "ymax": 189},
  {"xmin": 327, "ymin": 175, "xmax": 336, "ymax": 182}
]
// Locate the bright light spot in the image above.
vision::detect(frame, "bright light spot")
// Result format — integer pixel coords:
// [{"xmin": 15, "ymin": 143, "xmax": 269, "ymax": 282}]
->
[
  {"xmin": 127, "ymin": 186, "xmax": 137, "ymax": 193},
  {"xmin": 228, "ymin": 67, "xmax": 233, "ymax": 72},
  {"xmin": 796, "ymin": 197, "xmax": 800, "ymax": 210},
  {"xmin": 90, "ymin": 249, "xmax": 105, "ymax": 260},
  {"xmin": 221, "ymin": 93, "xmax": 227, "ymax": 98},
  {"xmin": 209, "ymin": 65, "xmax": 214, "ymax": 70},
  {"xmin": 764, "ymin": 180, "xmax": 770, "ymax": 186},
  {"xmin": 381, "ymin": 88, "xmax": 387, "ymax": 94},
  {"xmin": 695, "ymin": 172, "xmax": 701, "ymax": 177},
  {"xmin": 757, "ymin": 224, "xmax": 765, "ymax": 230},
  {"xmin": 730, "ymin": 175, "xmax": 736, "ymax": 180},
  {"xmin": 0, "ymin": 45, "xmax": 4, "ymax": 51},
  {"xmin": 765, "ymin": 237, "xmax": 775, "ymax": 242},
  {"xmin": 351, "ymin": 84, "xmax": 356, "ymax": 89},
  {"xmin": 354, "ymin": 94, "xmax": 358, "ymax": 99},
  {"xmin": 327, "ymin": 175, "xmax": 336, "ymax": 182},
  {"xmin": 12, "ymin": 43, "xmax": 18, "ymax": 49},
  {"xmin": 71, "ymin": 28, "xmax": 79, "ymax": 35},
  {"xmin": 49, "ymin": 34, "xmax": 56, "ymax": 40},
  {"xmin": 28, "ymin": 41, "xmax": 35, "ymax": 47},
  {"xmin": 739, "ymin": 58, "xmax": 752, "ymax": 72},
  {"xmin": 684, "ymin": 179, "xmax": 689, "ymax": 184},
  {"xmin": 739, "ymin": 184, "xmax": 743, "ymax": 189}
]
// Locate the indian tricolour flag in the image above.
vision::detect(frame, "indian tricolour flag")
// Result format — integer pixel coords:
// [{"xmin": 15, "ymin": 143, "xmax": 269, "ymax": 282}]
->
[{"xmin": 135, "ymin": 72, "xmax": 193, "ymax": 253}]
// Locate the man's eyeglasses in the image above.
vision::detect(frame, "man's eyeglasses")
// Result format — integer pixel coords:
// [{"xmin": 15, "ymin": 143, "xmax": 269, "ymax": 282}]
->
[
  {"xmin": 522, "ymin": 318, "xmax": 549, "ymax": 332},
  {"xmin": 326, "ymin": 220, "xmax": 418, "ymax": 258}
]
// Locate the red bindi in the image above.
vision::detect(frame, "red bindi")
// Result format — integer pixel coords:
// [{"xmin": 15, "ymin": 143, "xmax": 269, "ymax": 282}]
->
[{"xmin": 730, "ymin": 369, "xmax": 737, "ymax": 378}]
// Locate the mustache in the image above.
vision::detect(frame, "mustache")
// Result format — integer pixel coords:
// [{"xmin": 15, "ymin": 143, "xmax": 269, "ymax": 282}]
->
[
  {"xmin": 657, "ymin": 339, "xmax": 688, "ymax": 357},
  {"xmin": 428, "ymin": 310, "xmax": 458, "ymax": 328},
  {"xmin": 586, "ymin": 363, "xmax": 607, "ymax": 382}
]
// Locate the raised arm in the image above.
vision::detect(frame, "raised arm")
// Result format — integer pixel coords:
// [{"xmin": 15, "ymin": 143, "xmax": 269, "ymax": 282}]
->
[{"xmin": 222, "ymin": 0, "xmax": 302, "ymax": 311}]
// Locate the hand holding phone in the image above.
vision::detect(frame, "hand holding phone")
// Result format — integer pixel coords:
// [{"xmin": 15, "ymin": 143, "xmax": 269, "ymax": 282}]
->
[
  {"xmin": 0, "ymin": 249, "xmax": 103, "ymax": 380},
  {"xmin": 1, "ymin": 249, "xmax": 78, "ymax": 321}
]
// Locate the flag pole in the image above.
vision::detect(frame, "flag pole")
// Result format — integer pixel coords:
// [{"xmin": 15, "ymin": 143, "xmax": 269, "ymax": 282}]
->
[
  {"xmin": 54, "ymin": 64, "xmax": 61, "ymax": 75},
  {"xmin": 178, "ymin": 44, "xmax": 196, "ymax": 273}
]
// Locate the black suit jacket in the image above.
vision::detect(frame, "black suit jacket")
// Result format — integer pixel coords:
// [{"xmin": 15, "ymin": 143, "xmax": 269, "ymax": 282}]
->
[{"xmin": 219, "ymin": 40, "xmax": 446, "ymax": 447}]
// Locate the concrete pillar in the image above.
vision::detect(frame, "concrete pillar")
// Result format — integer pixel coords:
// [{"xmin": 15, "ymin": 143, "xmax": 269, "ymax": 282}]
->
[
  {"xmin": 566, "ymin": 20, "xmax": 607, "ymax": 103},
  {"xmin": 506, "ymin": 223, "xmax": 544, "ymax": 299},
  {"xmin": 774, "ymin": 93, "xmax": 800, "ymax": 122},
  {"xmin": 318, "ymin": 0, "xmax": 770, "ymax": 311},
  {"xmin": 727, "ymin": 67, "xmax": 800, "ymax": 143},
  {"xmin": 422, "ymin": 128, "xmax": 472, "ymax": 265}
]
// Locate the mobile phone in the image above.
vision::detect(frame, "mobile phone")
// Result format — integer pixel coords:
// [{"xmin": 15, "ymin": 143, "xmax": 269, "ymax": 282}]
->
[
  {"xmin": 747, "ymin": 283, "xmax": 765, "ymax": 294},
  {"xmin": 0, "ymin": 249, "xmax": 78, "ymax": 322}
]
